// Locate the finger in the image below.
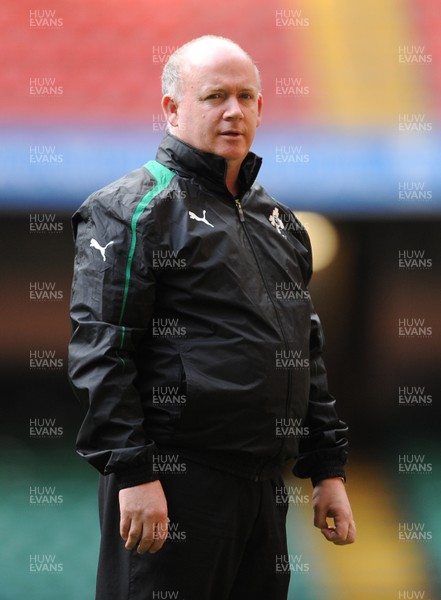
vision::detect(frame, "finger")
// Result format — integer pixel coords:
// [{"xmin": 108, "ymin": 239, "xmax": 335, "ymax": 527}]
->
[
  {"xmin": 135, "ymin": 523, "xmax": 155, "ymax": 555},
  {"xmin": 120, "ymin": 514, "xmax": 131, "ymax": 542},
  {"xmin": 340, "ymin": 520, "xmax": 356, "ymax": 545},
  {"xmin": 135, "ymin": 519, "xmax": 167, "ymax": 555},
  {"xmin": 125, "ymin": 521, "xmax": 143, "ymax": 551},
  {"xmin": 321, "ymin": 526, "xmax": 339, "ymax": 542},
  {"xmin": 313, "ymin": 507, "xmax": 328, "ymax": 530},
  {"xmin": 333, "ymin": 516, "xmax": 350, "ymax": 542},
  {"xmin": 148, "ymin": 519, "xmax": 169, "ymax": 554},
  {"xmin": 321, "ymin": 520, "xmax": 356, "ymax": 545},
  {"xmin": 333, "ymin": 514, "xmax": 356, "ymax": 545}
]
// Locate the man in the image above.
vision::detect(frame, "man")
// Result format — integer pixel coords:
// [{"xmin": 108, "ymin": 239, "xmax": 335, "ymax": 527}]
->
[{"xmin": 68, "ymin": 35, "xmax": 355, "ymax": 600}]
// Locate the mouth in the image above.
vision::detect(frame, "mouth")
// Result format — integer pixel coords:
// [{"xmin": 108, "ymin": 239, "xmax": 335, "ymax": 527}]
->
[{"xmin": 220, "ymin": 131, "xmax": 243, "ymax": 138}]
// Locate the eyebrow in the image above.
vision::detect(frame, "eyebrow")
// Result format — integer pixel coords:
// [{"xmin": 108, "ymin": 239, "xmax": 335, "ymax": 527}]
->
[{"xmin": 201, "ymin": 85, "xmax": 258, "ymax": 94}]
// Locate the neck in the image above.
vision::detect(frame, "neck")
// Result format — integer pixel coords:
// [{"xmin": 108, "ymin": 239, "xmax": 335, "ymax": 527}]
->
[{"xmin": 225, "ymin": 162, "xmax": 240, "ymax": 197}]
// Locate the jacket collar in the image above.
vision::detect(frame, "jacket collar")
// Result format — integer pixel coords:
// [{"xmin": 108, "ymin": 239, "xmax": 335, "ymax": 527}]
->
[{"xmin": 155, "ymin": 133, "xmax": 262, "ymax": 197}]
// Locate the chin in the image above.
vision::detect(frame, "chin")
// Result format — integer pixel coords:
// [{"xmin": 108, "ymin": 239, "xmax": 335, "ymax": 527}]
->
[
  {"xmin": 217, "ymin": 139, "xmax": 249, "ymax": 158},
  {"xmin": 217, "ymin": 144, "xmax": 249, "ymax": 162}
]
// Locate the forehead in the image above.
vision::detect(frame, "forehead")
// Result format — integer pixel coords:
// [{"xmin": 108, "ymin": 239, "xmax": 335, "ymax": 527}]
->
[{"xmin": 181, "ymin": 46, "xmax": 259, "ymax": 91}]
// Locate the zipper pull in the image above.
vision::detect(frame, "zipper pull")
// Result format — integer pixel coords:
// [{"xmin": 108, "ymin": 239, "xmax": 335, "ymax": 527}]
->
[{"xmin": 235, "ymin": 199, "xmax": 245, "ymax": 222}]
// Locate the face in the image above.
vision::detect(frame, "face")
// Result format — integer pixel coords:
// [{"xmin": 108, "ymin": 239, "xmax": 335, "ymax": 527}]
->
[{"xmin": 162, "ymin": 45, "xmax": 263, "ymax": 168}]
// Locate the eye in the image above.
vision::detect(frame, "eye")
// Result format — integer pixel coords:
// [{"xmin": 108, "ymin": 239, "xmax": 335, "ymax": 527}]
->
[{"xmin": 205, "ymin": 92, "xmax": 223, "ymax": 100}]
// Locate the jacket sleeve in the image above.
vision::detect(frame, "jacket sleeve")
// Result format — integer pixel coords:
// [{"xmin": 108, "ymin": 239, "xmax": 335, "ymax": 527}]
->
[
  {"xmin": 289, "ymin": 215, "xmax": 349, "ymax": 486},
  {"xmin": 292, "ymin": 308, "xmax": 349, "ymax": 486},
  {"xmin": 68, "ymin": 193, "xmax": 158, "ymax": 490}
]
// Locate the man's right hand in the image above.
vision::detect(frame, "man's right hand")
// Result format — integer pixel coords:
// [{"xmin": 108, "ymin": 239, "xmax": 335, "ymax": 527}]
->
[{"xmin": 119, "ymin": 480, "xmax": 168, "ymax": 554}]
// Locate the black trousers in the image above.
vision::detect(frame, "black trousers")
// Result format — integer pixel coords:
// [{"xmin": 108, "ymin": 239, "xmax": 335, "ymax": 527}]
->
[{"xmin": 96, "ymin": 456, "xmax": 290, "ymax": 600}]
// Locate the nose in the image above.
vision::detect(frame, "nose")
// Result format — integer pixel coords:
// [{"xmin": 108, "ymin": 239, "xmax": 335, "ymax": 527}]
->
[{"xmin": 223, "ymin": 95, "xmax": 244, "ymax": 120}]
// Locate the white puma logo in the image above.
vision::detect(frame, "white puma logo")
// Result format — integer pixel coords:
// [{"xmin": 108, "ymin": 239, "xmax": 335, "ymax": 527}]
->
[
  {"xmin": 188, "ymin": 210, "xmax": 214, "ymax": 228},
  {"xmin": 90, "ymin": 238, "xmax": 114, "ymax": 261}
]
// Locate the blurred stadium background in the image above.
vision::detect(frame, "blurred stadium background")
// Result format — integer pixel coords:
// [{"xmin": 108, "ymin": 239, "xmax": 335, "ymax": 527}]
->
[{"xmin": 1, "ymin": 0, "xmax": 440, "ymax": 598}]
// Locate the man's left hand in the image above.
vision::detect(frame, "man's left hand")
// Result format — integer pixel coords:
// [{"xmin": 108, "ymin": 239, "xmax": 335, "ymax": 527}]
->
[{"xmin": 312, "ymin": 477, "xmax": 356, "ymax": 545}]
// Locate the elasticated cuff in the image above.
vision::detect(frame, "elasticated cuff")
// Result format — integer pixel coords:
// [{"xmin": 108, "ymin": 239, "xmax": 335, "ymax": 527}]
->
[
  {"xmin": 310, "ymin": 466, "xmax": 346, "ymax": 488},
  {"xmin": 114, "ymin": 465, "xmax": 159, "ymax": 491}
]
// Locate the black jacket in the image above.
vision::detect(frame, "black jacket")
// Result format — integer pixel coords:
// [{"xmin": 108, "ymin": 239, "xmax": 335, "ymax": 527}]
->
[{"xmin": 68, "ymin": 133, "xmax": 348, "ymax": 488}]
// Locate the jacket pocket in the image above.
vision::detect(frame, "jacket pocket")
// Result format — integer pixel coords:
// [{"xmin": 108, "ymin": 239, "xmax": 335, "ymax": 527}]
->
[
  {"xmin": 171, "ymin": 339, "xmax": 279, "ymax": 451},
  {"xmin": 166, "ymin": 353, "xmax": 187, "ymax": 424}
]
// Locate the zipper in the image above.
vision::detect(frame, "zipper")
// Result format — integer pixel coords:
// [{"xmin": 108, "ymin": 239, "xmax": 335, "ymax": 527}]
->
[
  {"xmin": 234, "ymin": 197, "xmax": 292, "ymax": 459},
  {"xmin": 235, "ymin": 198, "xmax": 245, "ymax": 222}
]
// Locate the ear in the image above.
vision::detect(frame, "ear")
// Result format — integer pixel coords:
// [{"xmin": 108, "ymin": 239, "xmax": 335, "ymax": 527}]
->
[
  {"xmin": 162, "ymin": 95, "xmax": 179, "ymax": 128},
  {"xmin": 256, "ymin": 93, "xmax": 263, "ymax": 128}
]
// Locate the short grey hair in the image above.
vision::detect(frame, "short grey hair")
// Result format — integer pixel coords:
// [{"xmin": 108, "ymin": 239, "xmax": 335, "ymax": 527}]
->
[{"xmin": 161, "ymin": 35, "xmax": 261, "ymax": 100}]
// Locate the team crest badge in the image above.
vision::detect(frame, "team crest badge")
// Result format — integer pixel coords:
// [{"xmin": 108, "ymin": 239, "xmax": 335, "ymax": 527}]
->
[{"xmin": 269, "ymin": 208, "xmax": 286, "ymax": 237}]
